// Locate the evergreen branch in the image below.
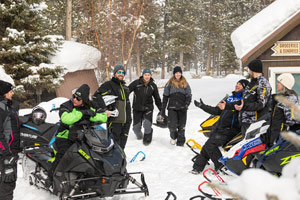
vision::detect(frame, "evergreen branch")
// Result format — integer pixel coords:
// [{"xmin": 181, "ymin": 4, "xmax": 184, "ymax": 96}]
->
[
  {"xmin": 208, "ymin": 182, "xmax": 246, "ymax": 200},
  {"xmin": 275, "ymin": 95, "xmax": 300, "ymax": 122}
]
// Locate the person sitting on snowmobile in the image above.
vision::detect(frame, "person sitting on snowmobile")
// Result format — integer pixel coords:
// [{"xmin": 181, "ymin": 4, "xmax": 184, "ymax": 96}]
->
[
  {"xmin": 260, "ymin": 73, "xmax": 300, "ymax": 147},
  {"xmin": 218, "ymin": 59, "xmax": 272, "ymax": 135},
  {"xmin": 128, "ymin": 68, "xmax": 162, "ymax": 146},
  {"xmin": 47, "ymin": 84, "xmax": 110, "ymax": 187},
  {"xmin": 190, "ymin": 79, "xmax": 249, "ymax": 174}
]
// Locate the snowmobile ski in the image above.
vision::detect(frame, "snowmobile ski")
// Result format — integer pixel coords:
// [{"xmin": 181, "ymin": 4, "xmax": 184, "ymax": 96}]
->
[
  {"xmin": 198, "ymin": 181, "xmax": 235, "ymax": 200},
  {"xmin": 165, "ymin": 191, "xmax": 177, "ymax": 200}
]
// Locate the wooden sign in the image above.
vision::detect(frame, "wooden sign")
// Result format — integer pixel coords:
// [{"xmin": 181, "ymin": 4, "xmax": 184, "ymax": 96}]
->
[{"xmin": 271, "ymin": 41, "xmax": 300, "ymax": 56}]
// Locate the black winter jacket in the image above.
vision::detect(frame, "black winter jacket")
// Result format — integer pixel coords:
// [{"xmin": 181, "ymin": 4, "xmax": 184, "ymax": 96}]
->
[
  {"xmin": 0, "ymin": 98, "xmax": 20, "ymax": 156},
  {"xmin": 200, "ymin": 91, "xmax": 243, "ymax": 131},
  {"xmin": 226, "ymin": 75, "xmax": 272, "ymax": 124},
  {"xmin": 129, "ymin": 77, "xmax": 162, "ymax": 112},
  {"xmin": 94, "ymin": 77, "xmax": 132, "ymax": 123}
]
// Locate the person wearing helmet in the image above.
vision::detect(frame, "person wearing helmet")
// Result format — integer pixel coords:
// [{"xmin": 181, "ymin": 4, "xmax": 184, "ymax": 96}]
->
[
  {"xmin": 191, "ymin": 79, "xmax": 249, "ymax": 174},
  {"xmin": 0, "ymin": 80, "xmax": 20, "ymax": 200},
  {"xmin": 260, "ymin": 73, "xmax": 300, "ymax": 147},
  {"xmin": 47, "ymin": 84, "xmax": 109, "ymax": 188},
  {"xmin": 128, "ymin": 68, "xmax": 162, "ymax": 146}
]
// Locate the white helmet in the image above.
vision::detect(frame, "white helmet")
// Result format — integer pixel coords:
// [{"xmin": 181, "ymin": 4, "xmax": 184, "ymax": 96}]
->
[{"xmin": 277, "ymin": 73, "xmax": 295, "ymax": 90}]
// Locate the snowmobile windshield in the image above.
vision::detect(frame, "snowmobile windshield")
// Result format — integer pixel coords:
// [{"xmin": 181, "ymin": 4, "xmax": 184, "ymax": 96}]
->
[{"xmin": 85, "ymin": 125, "xmax": 114, "ymax": 153}]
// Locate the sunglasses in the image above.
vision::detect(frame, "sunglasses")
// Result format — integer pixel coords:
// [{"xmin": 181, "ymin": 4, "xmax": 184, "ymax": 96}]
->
[
  {"xmin": 72, "ymin": 94, "xmax": 82, "ymax": 101},
  {"xmin": 117, "ymin": 71, "xmax": 125, "ymax": 75}
]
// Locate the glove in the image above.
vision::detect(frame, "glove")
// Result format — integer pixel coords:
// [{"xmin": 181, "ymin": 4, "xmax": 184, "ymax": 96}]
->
[
  {"xmin": 81, "ymin": 109, "xmax": 96, "ymax": 117},
  {"xmin": 2, "ymin": 156, "xmax": 17, "ymax": 183},
  {"xmin": 194, "ymin": 98, "xmax": 204, "ymax": 108}
]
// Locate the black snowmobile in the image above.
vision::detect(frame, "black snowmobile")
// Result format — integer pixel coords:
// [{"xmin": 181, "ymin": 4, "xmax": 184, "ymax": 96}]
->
[{"xmin": 21, "ymin": 98, "xmax": 149, "ymax": 199}]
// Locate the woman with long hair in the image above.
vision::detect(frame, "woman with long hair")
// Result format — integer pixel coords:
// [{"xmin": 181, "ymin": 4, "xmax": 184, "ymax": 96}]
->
[{"xmin": 161, "ymin": 66, "xmax": 192, "ymax": 146}]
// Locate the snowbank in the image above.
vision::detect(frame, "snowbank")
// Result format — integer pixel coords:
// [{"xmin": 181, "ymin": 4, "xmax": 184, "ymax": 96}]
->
[{"xmin": 0, "ymin": 65, "xmax": 14, "ymax": 84}]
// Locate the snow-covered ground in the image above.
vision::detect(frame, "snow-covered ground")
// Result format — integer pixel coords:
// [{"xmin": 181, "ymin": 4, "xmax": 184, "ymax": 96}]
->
[{"xmin": 14, "ymin": 74, "xmax": 300, "ymax": 200}]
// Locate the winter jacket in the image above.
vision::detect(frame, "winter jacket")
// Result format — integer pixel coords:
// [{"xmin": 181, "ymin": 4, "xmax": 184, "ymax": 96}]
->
[
  {"xmin": 0, "ymin": 98, "xmax": 20, "ymax": 156},
  {"xmin": 200, "ymin": 91, "xmax": 243, "ymax": 130},
  {"xmin": 129, "ymin": 77, "xmax": 162, "ymax": 112},
  {"xmin": 266, "ymin": 93, "xmax": 300, "ymax": 145},
  {"xmin": 56, "ymin": 100, "xmax": 107, "ymax": 140},
  {"xmin": 94, "ymin": 77, "xmax": 132, "ymax": 124},
  {"xmin": 226, "ymin": 75, "xmax": 272, "ymax": 124},
  {"xmin": 162, "ymin": 80, "xmax": 192, "ymax": 111}
]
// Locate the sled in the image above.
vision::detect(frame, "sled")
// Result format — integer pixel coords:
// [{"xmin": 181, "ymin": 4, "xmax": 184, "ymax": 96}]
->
[{"xmin": 198, "ymin": 115, "xmax": 220, "ymax": 137}]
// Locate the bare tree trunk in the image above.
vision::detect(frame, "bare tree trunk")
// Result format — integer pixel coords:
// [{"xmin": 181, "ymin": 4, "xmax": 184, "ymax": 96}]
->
[
  {"xmin": 128, "ymin": 57, "xmax": 132, "ymax": 82},
  {"xmin": 65, "ymin": 0, "xmax": 72, "ymax": 40},
  {"xmin": 206, "ymin": 43, "xmax": 211, "ymax": 76},
  {"xmin": 179, "ymin": 51, "xmax": 184, "ymax": 69},
  {"xmin": 194, "ymin": 59, "xmax": 198, "ymax": 74},
  {"xmin": 212, "ymin": 46, "xmax": 215, "ymax": 77},
  {"xmin": 136, "ymin": 40, "xmax": 141, "ymax": 77},
  {"xmin": 161, "ymin": 0, "xmax": 168, "ymax": 79},
  {"xmin": 107, "ymin": 0, "xmax": 112, "ymax": 78}
]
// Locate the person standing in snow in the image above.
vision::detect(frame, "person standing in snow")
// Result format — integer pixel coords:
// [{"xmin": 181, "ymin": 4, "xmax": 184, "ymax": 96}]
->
[
  {"xmin": 0, "ymin": 80, "xmax": 20, "ymax": 200},
  {"xmin": 161, "ymin": 66, "xmax": 192, "ymax": 146},
  {"xmin": 128, "ymin": 68, "xmax": 162, "ymax": 145},
  {"xmin": 48, "ymin": 84, "xmax": 109, "ymax": 186},
  {"xmin": 218, "ymin": 59, "xmax": 272, "ymax": 135},
  {"xmin": 260, "ymin": 73, "xmax": 300, "ymax": 147},
  {"xmin": 93, "ymin": 63, "xmax": 132, "ymax": 149},
  {"xmin": 191, "ymin": 79, "xmax": 249, "ymax": 174}
]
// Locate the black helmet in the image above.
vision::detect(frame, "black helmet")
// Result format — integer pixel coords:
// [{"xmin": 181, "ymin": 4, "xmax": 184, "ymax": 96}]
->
[{"xmin": 31, "ymin": 107, "xmax": 47, "ymax": 125}]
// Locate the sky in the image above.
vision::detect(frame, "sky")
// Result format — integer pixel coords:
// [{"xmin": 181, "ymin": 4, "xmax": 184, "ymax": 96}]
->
[{"xmin": 15, "ymin": 74, "xmax": 300, "ymax": 200}]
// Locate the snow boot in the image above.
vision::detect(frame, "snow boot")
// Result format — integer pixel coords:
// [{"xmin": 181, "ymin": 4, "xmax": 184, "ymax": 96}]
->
[
  {"xmin": 143, "ymin": 130, "xmax": 153, "ymax": 146},
  {"xmin": 189, "ymin": 168, "xmax": 201, "ymax": 175}
]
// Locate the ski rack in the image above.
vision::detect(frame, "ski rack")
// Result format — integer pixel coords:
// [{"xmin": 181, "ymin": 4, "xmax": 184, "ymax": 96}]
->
[
  {"xmin": 186, "ymin": 139, "xmax": 202, "ymax": 155},
  {"xmin": 129, "ymin": 151, "xmax": 146, "ymax": 163},
  {"xmin": 165, "ymin": 191, "xmax": 177, "ymax": 200}
]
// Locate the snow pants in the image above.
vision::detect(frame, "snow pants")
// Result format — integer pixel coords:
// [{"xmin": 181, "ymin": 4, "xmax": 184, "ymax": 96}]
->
[
  {"xmin": 110, "ymin": 122, "xmax": 131, "ymax": 149},
  {"xmin": 193, "ymin": 128, "xmax": 239, "ymax": 172},
  {"xmin": 167, "ymin": 109, "xmax": 187, "ymax": 146},
  {"xmin": 132, "ymin": 110, "xmax": 153, "ymax": 140},
  {"xmin": 0, "ymin": 155, "xmax": 18, "ymax": 200}
]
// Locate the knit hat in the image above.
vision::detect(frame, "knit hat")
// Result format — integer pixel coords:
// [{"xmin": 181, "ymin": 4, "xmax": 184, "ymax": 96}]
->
[
  {"xmin": 238, "ymin": 79, "xmax": 249, "ymax": 89},
  {"xmin": 74, "ymin": 84, "xmax": 90, "ymax": 103},
  {"xmin": 248, "ymin": 59, "xmax": 263, "ymax": 73},
  {"xmin": 142, "ymin": 68, "xmax": 152, "ymax": 75},
  {"xmin": 0, "ymin": 80, "xmax": 14, "ymax": 96},
  {"xmin": 277, "ymin": 73, "xmax": 295, "ymax": 90},
  {"xmin": 113, "ymin": 63, "xmax": 126, "ymax": 75},
  {"xmin": 173, "ymin": 66, "xmax": 182, "ymax": 75}
]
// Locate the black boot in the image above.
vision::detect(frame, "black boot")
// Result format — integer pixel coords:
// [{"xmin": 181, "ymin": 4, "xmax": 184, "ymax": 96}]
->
[{"xmin": 143, "ymin": 129, "xmax": 153, "ymax": 146}]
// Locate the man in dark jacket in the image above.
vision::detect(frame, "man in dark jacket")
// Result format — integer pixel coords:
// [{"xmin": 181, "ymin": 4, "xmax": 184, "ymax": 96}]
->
[
  {"xmin": 0, "ymin": 80, "xmax": 20, "ymax": 200},
  {"xmin": 218, "ymin": 59, "xmax": 272, "ymax": 134},
  {"xmin": 94, "ymin": 63, "xmax": 132, "ymax": 149},
  {"xmin": 191, "ymin": 79, "xmax": 249, "ymax": 174},
  {"xmin": 129, "ymin": 68, "xmax": 162, "ymax": 145}
]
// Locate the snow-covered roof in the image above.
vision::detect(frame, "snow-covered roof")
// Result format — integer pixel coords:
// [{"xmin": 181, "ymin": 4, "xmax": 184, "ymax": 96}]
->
[
  {"xmin": 50, "ymin": 41, "xmax": 101, "ymax": 73},
  {"xmin": 0, "ymin": 65, "xmax": 14, "ymax": 85},
  {"xmin": 231, "ymin": 0, "xmax": 300, "ymax": 60}
]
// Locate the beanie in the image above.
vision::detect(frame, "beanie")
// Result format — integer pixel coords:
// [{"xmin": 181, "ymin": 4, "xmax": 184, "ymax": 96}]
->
[
  {"xmin": 238, "ymin": 79, "xmax": 249, "ymax": 89},
  {"xmin": 277, "ymin": 73, "xmax": 295, "ymax": 90},
  {"xmin": 74, "ymin": 84, "xmax": 90, "ymax": 103},
  {"xmin": 0, "ymin": 80, "xmax": 14, "ymax": 96},
  {"xmin": 113, "ymin": 63, "xmax": 126, "ymax": 75},
  {"xmin": 248, "ymin": 59, "xmax": 263, "ymax": 73},
  {"xmin": 173, "ymin": 66, "xmax": 182, "ymax": 75},
  {"xmin": 142, "ymin": 68, "xmax": 152, "ymax": 76}
]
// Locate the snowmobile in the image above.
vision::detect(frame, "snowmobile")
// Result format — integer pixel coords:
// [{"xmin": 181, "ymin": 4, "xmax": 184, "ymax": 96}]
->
[
  {"xmin": 219, "ymin": 119, "xmax": 269, "ymax": 175},
  {"xmin": 21, "ymin": 96, "xmax": 149, "ymax": 199},
  {"xmin": 255, "ymin": 129, "xmax": 300, "ymax": 176}
]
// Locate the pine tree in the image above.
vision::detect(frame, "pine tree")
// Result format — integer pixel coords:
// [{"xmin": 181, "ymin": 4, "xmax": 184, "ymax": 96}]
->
[{"xmin": 0, "ymin": 0, "xmax": 64, "ymax": 106}]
